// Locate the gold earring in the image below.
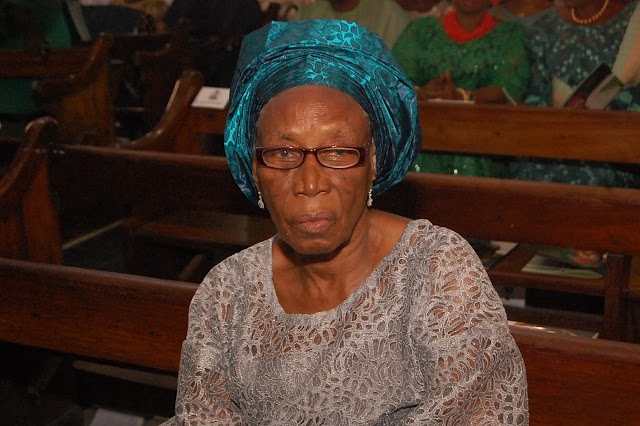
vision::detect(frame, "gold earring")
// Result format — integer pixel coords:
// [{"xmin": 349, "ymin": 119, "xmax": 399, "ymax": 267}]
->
[
  {"xmin": 258, "ymin": 192, "xmax": 265, "ymax": 209},
  {"xmin": 367, "ymin": 189, "xmax": 373, "ymax": 207}
]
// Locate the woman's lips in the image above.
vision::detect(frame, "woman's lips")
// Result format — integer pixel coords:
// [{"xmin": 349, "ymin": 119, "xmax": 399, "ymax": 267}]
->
[{"xmin": 291, "ymin": 212, "xmax": 335, "ymax": 234}]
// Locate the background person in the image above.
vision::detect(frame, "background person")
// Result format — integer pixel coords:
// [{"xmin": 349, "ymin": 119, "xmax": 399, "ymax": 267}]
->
[
  {"xmin": 163, "ymin": 19, "xmax": 528, "ymax": 425},
  {"xmin": 294, "ymin": 0, "xmax": 410, "ymax": 48},
  {"xmin": 392, "ymin": 0, "xmax": 530, "ymax": 178}
]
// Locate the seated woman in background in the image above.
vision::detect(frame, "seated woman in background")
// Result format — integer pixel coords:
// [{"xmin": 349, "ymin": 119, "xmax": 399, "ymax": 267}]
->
[
  {"xmin": 514, "ymin": 0, "xmax": 640, "ymax": 188},
  {"xmin": 513, "ymin": 0, "xmax": 640, "ymax": 273},
  {"xmin": 392, "ymin": 0, "xmax": 530, "ymax": 177},
  {"xmin": 163, "ymin": 19, "xmax": 528, "ymax": 424}
]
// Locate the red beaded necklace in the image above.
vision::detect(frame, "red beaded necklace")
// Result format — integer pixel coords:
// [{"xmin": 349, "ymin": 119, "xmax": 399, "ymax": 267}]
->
[{"xmin": 442, "ymin": 11, "xmax": 498, "ymax": 43}]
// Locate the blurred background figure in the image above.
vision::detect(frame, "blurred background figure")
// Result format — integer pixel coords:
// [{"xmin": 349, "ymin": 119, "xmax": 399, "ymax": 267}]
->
[
  {"xmin": 0, "ymin": 0, "xmax": 72, "ymax": 116},
  {"xmin": 395, "ymin": 0, "xmax": 452, "ymax": 18},
  {"xmin": 489, "ymin": 0, "xmax": 554, "ymax": 25},
  {"xmin": 163, "ymin": 0, "xmax": 264, "ymax": 87},
  {"xmin": 392, "ymin": 0, "xmax": 530, "ymax": 177},
  {"xmin": 514, "ymin": 0, "xmax": 640, "ymax": 187},
  {"xmin": 294, "ymin": 0, "xmax": 410, "ymax": 48}
]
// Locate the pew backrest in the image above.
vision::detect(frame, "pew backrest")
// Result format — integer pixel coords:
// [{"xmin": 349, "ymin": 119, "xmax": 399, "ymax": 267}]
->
[
  {"xmin": 1, "ymin": 255, "xmax": 639, "ymax": 425},
  {"xmin": 33, "ymin": 34, "xmax": 115, "ymax": 145},
  {"xmin": 0, "ymin": 118, "xmax": 62, "ymax": 264},
  {"xmin": 419, "ymin": 102, "xmax": 640, "ymax": 164}
]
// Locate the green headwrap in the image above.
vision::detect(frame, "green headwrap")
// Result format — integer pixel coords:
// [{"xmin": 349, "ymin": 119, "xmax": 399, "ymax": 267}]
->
[{"xmin": 225, "ymin": 19, "xmax": 421, "ymax": 205}]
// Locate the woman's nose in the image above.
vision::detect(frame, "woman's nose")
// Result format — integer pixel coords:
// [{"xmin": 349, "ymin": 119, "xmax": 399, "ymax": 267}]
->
[{"xmin": 295, "ymin": 152, "xmax": 329, "ymax": 197}]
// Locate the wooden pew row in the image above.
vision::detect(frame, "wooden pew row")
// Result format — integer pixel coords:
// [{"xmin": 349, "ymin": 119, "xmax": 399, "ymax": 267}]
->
[
  {"xmin": 182, "ymin": 101, "xmax": 640, "ymax": 164},
  {"xmin": 0, "ymin": 256, "xmax": 639, "ymax": 426},
  {"xmin": 47, "ymin": 142, "xmax": 640, "ymax": 340},
  {"xmin": 0, "ymin": 34, "xmax": 115, "ymax": 145},
  {"xmin": 420, "ymin": 102, "xmax": 640, "ymax": 164},
  {"xmin": 1, "ymin": 28, "xmax": 197, "ymax": 146},
  {"xmin": 174, "ymin": 102, "xmax": 640, "ymax": 338},
  {"xmin": 111, "ymin": 19, "xmax": 196, "ymax": 134},
  {"xmin": 0, "ymin": 118, "xmax": 62, "ymax": 264},
  {"xmin": 1, "ymin": 68, "xmax": 203, "ymax": 273}
]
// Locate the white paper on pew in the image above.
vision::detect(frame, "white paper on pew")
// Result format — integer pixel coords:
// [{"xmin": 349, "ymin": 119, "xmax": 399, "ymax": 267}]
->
[
  {"xmin": 191, "ymin": 86, "xmax": 231, "ymax": 109},
  {"xmin": 90, "ymin": 408, "xmax": 144, "ymax": 426}
]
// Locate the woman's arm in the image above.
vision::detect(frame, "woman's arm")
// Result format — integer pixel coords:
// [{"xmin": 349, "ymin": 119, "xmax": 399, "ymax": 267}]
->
[
  {"xmin": 405, "ymin": 232, "xmax": 529, "ymax": 425},
  {"xmin": 165, "ymin": 266, "xmax": 243, "ymax": 424}
]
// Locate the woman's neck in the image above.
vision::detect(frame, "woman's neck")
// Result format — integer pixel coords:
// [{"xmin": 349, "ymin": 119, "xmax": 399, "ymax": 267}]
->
[
  {"xmin": 272, "ymin": 210, "xmax": 407, "ymax": 314},
  {"xmin": 456, "ymin": 10, "xmax": 487, "ymax": 31},
  {"xmin": 559, "ymin": 0, "xmax": 627, "ymax": 25}
]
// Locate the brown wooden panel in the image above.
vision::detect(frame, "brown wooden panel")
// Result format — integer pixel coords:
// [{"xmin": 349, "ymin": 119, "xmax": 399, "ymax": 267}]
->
[
  {"xmin": 511, "ymin": 325, "xmax": 640, "ymax": 425},
  {"xmin": 0, "ymin": 257, "xmax": 193, "ymax": 372},
  {"xmin": 378, "ymin": 171, "xmax": 640, "ymax": 253},
  {"xmin": 419, "ymin": 102, "xmax": 640, "ymax": 164}
]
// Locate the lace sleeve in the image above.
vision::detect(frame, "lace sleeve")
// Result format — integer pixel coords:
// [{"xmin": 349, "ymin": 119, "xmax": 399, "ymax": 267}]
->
[
  {"xmin": 405, "ymin": 231, "xmax": 529, "ymax": 425},
  {"xmin": 164, "ymin": 262, "xmax": 244, "ymax": 425}
]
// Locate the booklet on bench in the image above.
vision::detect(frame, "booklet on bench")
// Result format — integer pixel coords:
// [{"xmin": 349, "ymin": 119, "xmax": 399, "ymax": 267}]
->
[{"xmin": 563, "ymin": 63, "xmax": 624, "ymax": 109}]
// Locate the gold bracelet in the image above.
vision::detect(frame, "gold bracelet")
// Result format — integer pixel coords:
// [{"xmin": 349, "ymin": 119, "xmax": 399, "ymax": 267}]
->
[{"xmin": 455, "ymin": 87, "xmax": 471, "ymax": 101}]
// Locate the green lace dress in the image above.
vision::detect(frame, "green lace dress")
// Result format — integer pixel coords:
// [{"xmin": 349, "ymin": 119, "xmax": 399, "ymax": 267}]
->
[
  {"xmin": 392, "ymin": 16, "xmax": 530, "ymax": 177},
  {"xmin": 512, "ymin": 2, "xmax": 640, "ymax": 188}
]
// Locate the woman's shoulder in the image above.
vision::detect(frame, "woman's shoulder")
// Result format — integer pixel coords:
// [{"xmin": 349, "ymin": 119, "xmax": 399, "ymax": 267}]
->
[
  {"xmin": 200, "ymin": 239, "xmax": 272, "ymax": 291},
  {"xmin": 493, "ymin": 18, "xmax": 527, "ymax": 35}
]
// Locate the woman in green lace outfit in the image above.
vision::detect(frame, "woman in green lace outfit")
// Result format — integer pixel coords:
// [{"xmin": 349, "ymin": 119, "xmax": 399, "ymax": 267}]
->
[
  {"xmin": 392, "ymin": 0, "xmax": 530, "ymax": 177},
  {"xmin": 512, "ymin": 0, "xmax": 640, "ymax": 188}
]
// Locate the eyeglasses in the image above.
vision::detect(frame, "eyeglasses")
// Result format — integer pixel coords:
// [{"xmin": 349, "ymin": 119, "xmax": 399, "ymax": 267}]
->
[{"xmin": 255, "ymin": 146, "xmax": 368, "ymax": 170}]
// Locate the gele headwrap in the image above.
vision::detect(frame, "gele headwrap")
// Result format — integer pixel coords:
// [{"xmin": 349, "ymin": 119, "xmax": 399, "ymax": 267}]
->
[{"xmin": 224, "ymin": 19, "xmax": 421, "ymax": 205}]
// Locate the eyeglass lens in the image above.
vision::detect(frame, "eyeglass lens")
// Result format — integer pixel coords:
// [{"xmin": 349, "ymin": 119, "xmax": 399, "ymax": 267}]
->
[{"xmin": 258, "ymin": 147, "xmax": 365, "ymax": 169}]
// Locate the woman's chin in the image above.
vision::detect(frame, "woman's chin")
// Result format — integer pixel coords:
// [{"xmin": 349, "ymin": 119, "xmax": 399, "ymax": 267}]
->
[{"xmin": 279, "ymin": 235, "xmax": 345, "ymax": 258}]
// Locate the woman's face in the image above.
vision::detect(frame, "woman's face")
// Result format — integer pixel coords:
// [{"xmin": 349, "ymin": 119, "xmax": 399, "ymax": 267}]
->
[{"xmin": 253, "ymin": 85, "xmax": 376, "ymax": 257}]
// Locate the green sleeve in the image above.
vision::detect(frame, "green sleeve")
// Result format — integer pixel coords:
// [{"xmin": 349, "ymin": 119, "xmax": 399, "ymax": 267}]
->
[
  {"xmin": 392, "ymin": 18, "xmax": 436, "ymax": 86},
  {"xmin": 490, "ymin": 22, "xmax": 531, "ymax": 101}
]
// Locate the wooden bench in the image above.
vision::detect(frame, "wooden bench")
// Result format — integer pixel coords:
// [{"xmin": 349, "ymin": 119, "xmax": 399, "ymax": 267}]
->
[
  {"xmin": 0, "ymin": 117, "xmax": 62, "ymax": 264},
  {"xmin": 0, "ymin": 255, "xmax": 639, "ymax": 425},
  {"xmin": 45, "ymin": 133, "xmax": 640, "ymax": 340},
  {"xmin": 111, "ymin": 20, "xmax": 196, "ymax": 135},
  {"xmin": 408, "ymin": 102, "xmax": 640, "ymax": 341},
  {"xmin": 110, "ymin": 102, "xmax": 640, "ymax": 340},
  {"xmin": 0, "ymin": 34, "xmax": 115, "ymax": 145}
]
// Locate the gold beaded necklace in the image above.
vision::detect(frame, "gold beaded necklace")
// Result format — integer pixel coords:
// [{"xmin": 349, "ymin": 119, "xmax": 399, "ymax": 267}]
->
[{"xmin": 571, "ymin": 0, "xmax": 610, "ymax": 25}]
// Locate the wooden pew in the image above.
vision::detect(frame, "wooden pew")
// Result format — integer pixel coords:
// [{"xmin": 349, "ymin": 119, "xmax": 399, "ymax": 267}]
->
[
  {"xmin": 130, "ymin": 103, "xmax": 640, "ymax": 340},
  {"xmin": 419, "ymin": 102, "xmax": 639, "ymax": 164},
  {"xmin": 111, "ymin": 20, "xmax": 196, "ymax": 135},
  {"xmin": 0, "ymin": 117, "xmax": 62, "ymax": 264},
  {"xmin": 0, "ymin": 255, "xmax": 639, "ymax": 425},
  {"xmin": 46, "ymin": 138, "xmax": 640, "ymax": 340},
  {"xmin": 0, "ymin": 34, "xmax": 115, "ymax": 145},
  {"xmin": 40, "ymin": 101, "xmax": 640, "ymax": 339}
]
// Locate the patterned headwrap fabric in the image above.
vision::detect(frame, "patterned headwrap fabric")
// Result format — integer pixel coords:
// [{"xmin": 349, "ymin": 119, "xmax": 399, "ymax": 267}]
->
[{"xmin": 224, "ymin": 19, "xmax": 421, "ymax": 205}]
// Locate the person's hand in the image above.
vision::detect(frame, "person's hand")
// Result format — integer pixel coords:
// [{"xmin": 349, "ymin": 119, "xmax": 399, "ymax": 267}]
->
[{"xmin": 416, "ymin": 70, "xmax": 458, "ymax": 101}]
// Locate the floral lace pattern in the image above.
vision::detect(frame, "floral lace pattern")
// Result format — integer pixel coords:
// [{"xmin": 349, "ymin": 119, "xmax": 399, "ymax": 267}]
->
[{"xmin": 165, "ymin": 220, "xmax": 528, "ymax": 425}]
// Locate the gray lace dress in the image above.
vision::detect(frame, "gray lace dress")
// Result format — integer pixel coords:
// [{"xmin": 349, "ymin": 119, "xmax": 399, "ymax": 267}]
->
[{"xmin": 165, "ymin": 220, "xmax": 529, "ymax": 425}]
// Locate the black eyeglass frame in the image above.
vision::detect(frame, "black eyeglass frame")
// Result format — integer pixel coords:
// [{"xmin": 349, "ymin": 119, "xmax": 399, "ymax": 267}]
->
[{"xmin": 254, "ymin": 146, "xmax": 369, "ymax": 170}]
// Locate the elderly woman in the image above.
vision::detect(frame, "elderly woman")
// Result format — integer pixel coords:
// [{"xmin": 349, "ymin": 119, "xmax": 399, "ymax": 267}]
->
[{"xmin": 164, "ymin": 20, "xmax": 528, "ymax": 424}]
